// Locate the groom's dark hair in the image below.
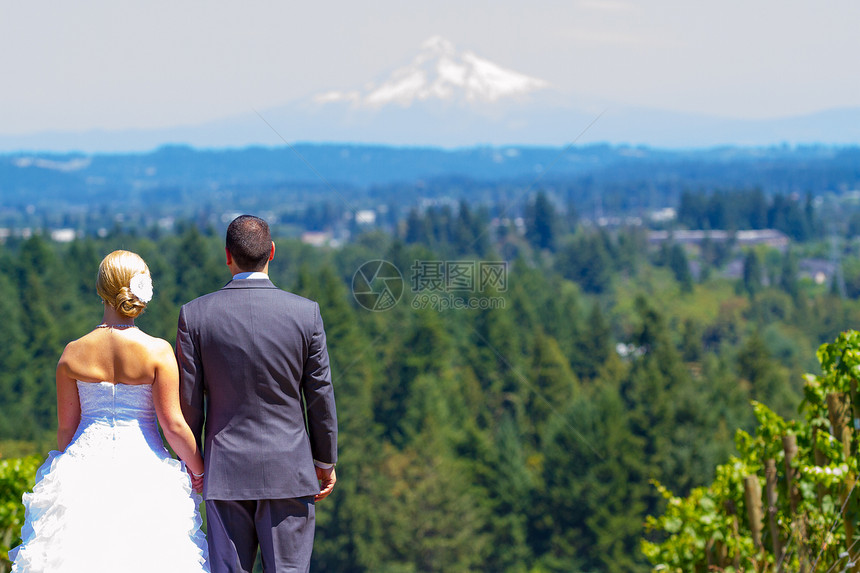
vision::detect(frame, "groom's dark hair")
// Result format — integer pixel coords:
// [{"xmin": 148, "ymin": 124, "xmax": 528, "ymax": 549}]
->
[{"xmin": 226, "ymin": 215, "xmax": 272, "ymax": 271}]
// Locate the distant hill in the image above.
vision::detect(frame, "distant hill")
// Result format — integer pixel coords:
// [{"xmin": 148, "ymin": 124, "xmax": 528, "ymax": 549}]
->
[{"xmin": 3, "ymin": 143, "xmax": 860, "ymax": 211}]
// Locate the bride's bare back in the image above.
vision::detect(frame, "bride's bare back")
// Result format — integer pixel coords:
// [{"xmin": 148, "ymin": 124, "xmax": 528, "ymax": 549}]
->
[{"xmin": 58, "ymin": 327, "xmax": 173, "ymax": 386}]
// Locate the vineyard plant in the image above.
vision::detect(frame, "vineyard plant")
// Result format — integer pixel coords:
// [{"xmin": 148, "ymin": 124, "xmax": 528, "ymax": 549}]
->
[{"xmin": 644, "ymin": 330, "xmax": 860, "ymax": 572}]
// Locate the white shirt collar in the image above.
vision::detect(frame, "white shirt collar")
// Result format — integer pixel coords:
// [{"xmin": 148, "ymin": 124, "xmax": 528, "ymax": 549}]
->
[{"xmin": 232, "ymin": 271, "xmax": 269, "ymax": 280}]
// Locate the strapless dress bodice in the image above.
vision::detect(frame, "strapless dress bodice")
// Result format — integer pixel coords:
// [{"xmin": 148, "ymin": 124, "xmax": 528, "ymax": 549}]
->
[
  {"xmin": 66, "ymin": 381, "xmax": 163, "ymax": 461},
  {"xmin": 77, "ymin": 380, "xmax": 157, "ymax": 424}
]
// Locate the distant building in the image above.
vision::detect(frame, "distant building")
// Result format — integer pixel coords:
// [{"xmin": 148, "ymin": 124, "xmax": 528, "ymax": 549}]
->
[
  {"xmin": 648, "ymin": 229, "xmax": 790, "ymax": 249},
  {"xmin": 50, "ymin": 229, "xmax": 78, "ymax": 242},
  {"xmin": 355, "ymin": 210, "xmax": 376, "ymax": 225},
  {"xmin": 301, "ymin": 231, "xmax": 334, "ymax": 247},
  {"xmin": 0, "ymin": 227, "xmax": 36, "ymax": 242},
  {"xmin": 798, "ymin": 259, "xmax": 835, "ymax": 285},
  {"xmin": 597, "ymin": 216, "xmax": 643, "ymax": 227},
  {"xmin": 649, "ymin": 207, "xmax": 677, "ymax": 223}
]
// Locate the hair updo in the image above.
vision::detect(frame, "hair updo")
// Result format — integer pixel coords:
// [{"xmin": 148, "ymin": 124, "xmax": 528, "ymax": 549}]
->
[{"xmin": 96, "ymin": 250, "xmax": 152, "ymax": 319}]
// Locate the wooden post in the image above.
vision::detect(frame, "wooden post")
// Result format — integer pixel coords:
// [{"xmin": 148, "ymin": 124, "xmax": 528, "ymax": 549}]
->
[
  {"xmin": 812, "ymin": 425, "xmax": 828, "ymax": 505},
  {"xmin": 783, "ymin": 434, "xmax": 808, "ymax": 573},
  {"xmin": 826, "ymin": 392, "xmax": 860, "ymax": 573},
  {"xmin": 827, "ymin": 392, "xmax": 852, "ymax": 459},
  {"xmin": 783, "ymin": 434, "xmax": 798, "ymax": 513},
  {"xmin": 851, "ymin": 380, "xmax": 860, "ymax": 573},
  {"xmin": 851, "ymin": 378, "xmax": 860, "ymax": 457},
  {"xmin": 846, "ymin": 475, "xmax": 860, "ymax": 573},
  {"xmin": 725, "ymin": 499, "xmax": 742, "ymax": 571},
  {"xmin": 765, "ymin": 459, "xmax": 783, "ymax": 564},
  {"xmin": 744, "ymin": 475, "xmax": 764, "ymax": 552}
]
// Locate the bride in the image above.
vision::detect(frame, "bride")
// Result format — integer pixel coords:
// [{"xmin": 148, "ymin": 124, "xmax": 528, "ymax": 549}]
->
[{"xmin": 9, "ymin": 250, "xmax": 209, "ymax": 572}]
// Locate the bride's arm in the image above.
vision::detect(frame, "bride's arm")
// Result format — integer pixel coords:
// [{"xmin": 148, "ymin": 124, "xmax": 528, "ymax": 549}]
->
[
  {"xmin": 56, "ymin": 348, "xmax": 81, "ymax": 451},
  {"xmin": 151, "ymin": 340, "xmax": 205, "ymax": 476}
]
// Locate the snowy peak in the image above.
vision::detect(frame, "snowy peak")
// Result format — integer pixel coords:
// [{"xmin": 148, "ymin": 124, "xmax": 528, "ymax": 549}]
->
[
  {"xmin": 313, "ymin": 36, "xmax": 549, "ymax": 108},
  {"xmin": 415, "ymin": 36, "xmax": 458, "ymax": 63}
]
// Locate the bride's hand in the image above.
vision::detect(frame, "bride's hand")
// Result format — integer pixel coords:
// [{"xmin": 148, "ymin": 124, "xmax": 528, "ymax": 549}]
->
[{"xmin": 187, "ymin": 467, "xmax": 204, "ymax": 493}]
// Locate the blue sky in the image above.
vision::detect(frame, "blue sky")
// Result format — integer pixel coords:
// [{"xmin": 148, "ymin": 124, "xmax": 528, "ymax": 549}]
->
[{"xmin": 2, "ymin": 0, "xmax": 858, "ymax": 137}]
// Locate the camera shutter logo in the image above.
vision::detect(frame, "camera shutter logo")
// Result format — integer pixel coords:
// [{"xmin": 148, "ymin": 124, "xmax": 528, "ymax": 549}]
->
[{"xmin": 352, "ymin": 260, "xmax": 404, "ymax": 311}]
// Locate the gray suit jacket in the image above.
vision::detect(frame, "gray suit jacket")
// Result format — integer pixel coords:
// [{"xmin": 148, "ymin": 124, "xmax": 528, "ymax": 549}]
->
[{"xmin": 176, "ymin": 277, "xmax": 337, "ymax": 500}]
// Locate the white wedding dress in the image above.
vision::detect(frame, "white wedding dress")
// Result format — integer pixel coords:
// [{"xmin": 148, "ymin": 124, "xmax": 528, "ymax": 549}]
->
[{"xmin": 9, "ymin": 381, "xmax": 209, "ymax": 572}]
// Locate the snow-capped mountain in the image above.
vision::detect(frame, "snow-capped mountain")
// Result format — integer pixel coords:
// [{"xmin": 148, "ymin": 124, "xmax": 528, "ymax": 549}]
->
[
  {"xmin": 251, "ymin": 36, "xmax": 583, "ymax": 147},
  {"xmin": 313, "ymin": 36, "xmax": 549, "ymax": 108}
]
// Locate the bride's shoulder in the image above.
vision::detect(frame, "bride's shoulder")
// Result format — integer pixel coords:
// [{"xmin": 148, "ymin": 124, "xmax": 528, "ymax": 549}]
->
[
  {"xmin": 137, "ymin": 333, "xmax": 176, "ymax": 364},
  {"xmin": 139, "ymin": 335, "xmax": 177, "ymax": 375},
  {"xmin": 116, "ymin": 331, "xmax": 175, "ymax": 375},
  {"xmin": 56, "ymin": 332, "xmax": 99, "ymax": 375},
  {"xmin": 58, "ymin": 333, "xmax": 91, "ymax": 361},
  {"xmin": 132, "ymin": 330, "xmax": 172, "ymax": 353}
]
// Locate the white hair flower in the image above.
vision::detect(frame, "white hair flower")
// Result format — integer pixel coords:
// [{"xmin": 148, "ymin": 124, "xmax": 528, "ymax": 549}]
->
[{"xmin": 129, "ymin": 273, "xmax": 153, "ymax": 303}]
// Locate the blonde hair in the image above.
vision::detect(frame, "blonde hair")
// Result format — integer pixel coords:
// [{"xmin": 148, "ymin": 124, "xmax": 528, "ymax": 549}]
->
[{"xmin": 96, "ymin": 250, "xmax": 151, "ymax": 319}]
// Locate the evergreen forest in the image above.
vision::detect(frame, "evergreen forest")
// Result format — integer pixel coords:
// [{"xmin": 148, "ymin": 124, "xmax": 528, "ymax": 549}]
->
[{"xmin": 1, "ymin": 182, "xmax": 860, "ymax": 571}]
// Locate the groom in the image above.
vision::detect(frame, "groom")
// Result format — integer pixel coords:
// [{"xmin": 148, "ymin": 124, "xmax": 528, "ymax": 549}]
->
[{"xmin": 177, "ymin": 214, "xmax": 338, "ymax": 573}]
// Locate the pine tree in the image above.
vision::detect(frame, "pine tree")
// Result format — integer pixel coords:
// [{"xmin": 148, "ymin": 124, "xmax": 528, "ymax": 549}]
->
[
  {"xmin": 742, "ymin": 249, "xmax": 763, "ymax": 297},
  {"xmin": 556, "ymin": 232, "xmax": 613, "ymax": 294},
  {"xmin": 524, "ymin": 190, "xmax": 559, "ymax": 252},
  {"xmin": 735, "ymin": 330, "xmax": 797, "ymax": 417},
  {"xmin": 668, "ymin": 243, "xmax": 694, "ymax": 293},
  {"xmin": 621, "ymin": 297, "xmax": 728, "ymax": 498},
  {"xmin": 779, "ymin": 248, "xmax": 800, "ymax": 300},
  {"xmin": 573, "ymin": 302, "xmax": 612, "ymax": 381},
  {"xmin": 534, "ymin": 382, "xmax": 650, "ymax": 571},
  {"xmin": 171, "ymin": 225, "xmax": 224, "ymax": 305},
  {"xmin": 526, "ymin": 332, "xmax": 579, "ymax": 440}
]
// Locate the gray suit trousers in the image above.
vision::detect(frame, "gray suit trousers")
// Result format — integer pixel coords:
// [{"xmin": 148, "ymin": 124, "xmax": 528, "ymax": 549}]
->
[{"xmin": 206, "ymin": 497, "xmax": 315, "ymax": 573}]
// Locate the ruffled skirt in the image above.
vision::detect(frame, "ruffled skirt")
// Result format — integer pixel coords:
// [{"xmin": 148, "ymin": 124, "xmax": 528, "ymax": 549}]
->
[{"xmin": 9, "ymin": 434, "xmax": 209, "ymax": 572}]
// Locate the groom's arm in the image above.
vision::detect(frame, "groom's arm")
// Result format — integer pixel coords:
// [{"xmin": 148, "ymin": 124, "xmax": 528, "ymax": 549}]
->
[
  {"xmin": 176, "ymin": 305, "xmax": 205, "ymax": 449},
  {"xmin": 301, "ymin": 303, "xmax": 338, "ymax": 467}
]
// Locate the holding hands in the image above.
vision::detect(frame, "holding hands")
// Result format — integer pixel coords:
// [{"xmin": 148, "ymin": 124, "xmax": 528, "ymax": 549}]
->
[{"xmin": 187, "ymin": 467, "xmax": 204, "ymax": 493}]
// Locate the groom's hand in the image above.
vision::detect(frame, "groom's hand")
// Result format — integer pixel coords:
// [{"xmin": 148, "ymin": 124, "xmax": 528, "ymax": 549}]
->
[
  {"xmin": 315, "ymin": 466, "xmax": 337, "ymax": 501},
  {"xmin": 187, "ymin": 467, "xmax": 204, "ymax": 493}
]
